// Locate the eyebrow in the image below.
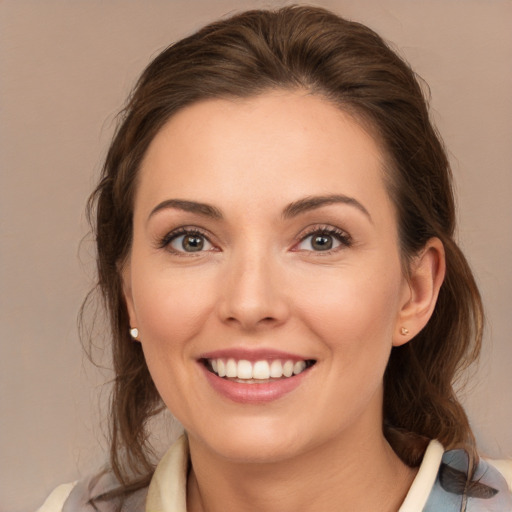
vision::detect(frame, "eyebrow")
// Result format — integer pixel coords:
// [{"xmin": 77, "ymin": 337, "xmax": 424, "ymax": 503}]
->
[
  {"xmin": 148, "ymin": 194, "xmax": 371, "ymax": 223},
  {"xmin": 282, "ymin": 194, "xmax": 372, "ymax": 222},
  {"xmin": 149, "ymin": 199, "xmax": 223, "ymax": 220}
]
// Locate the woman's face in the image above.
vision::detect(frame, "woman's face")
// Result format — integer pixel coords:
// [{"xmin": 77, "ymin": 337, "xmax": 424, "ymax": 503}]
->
[{"xmin": 123, "ymin": 91, "xmax": 412, "ymax": 462}]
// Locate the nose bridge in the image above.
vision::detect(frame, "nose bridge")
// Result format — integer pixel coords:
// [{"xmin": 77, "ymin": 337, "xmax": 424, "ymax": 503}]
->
[{"xmin": 219, "ymin": 238, "xmax": 287, "ymax": 328}]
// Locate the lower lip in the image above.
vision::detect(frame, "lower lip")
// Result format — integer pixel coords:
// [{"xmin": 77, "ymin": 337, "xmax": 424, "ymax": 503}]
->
[{"xmin": 200, "ymin": 363, "xmax": 310, "ymax": 404}]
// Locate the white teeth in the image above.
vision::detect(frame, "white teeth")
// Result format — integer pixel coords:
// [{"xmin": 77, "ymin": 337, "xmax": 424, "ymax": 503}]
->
[
  {"xmin": 217, "ymin": 359, "xmax": 226, "ymax": 377},
  {"xmin": 252, "ymin": 360, "xmax": 270, "ymax": 379},
  {"xmin": 270, "ymin": 360, "xmax": 284, "ymax": 378},
  {"xmin": 283, "ymin": 360, "xmax": 294, "ymax": 377},
  {"xmin": 237, "ymin": 360, "xmax": 253, "ymax": 379},
  {"xmin": 208, "ymin": 358, "xmax": 310, "ymax": 380},
  {"xmin": 226, "ymin": 358, "xmax": 237, "ymax": 378},
  {"xmin": 293, "ymin": 361, "xmax": 306, "ymax": 375}
]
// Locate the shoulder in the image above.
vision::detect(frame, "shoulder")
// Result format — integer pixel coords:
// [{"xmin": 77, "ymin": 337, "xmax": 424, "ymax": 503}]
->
[
  {"xmin": 426, "ymin": 449, "xmax": 512, "ymax": 511},
  {"xmin": 487, "ymin": 458, "xmax": 512, "ymax": 492},
  {"xmin": 35, "ymin": 436, "xmax": 189, "ymax": 512},
  {"xmin": 400, "ymin": 441, "xmax": 512, "ymax": 512},
  {"xmin": 36, "ymin": 482, "xmax": 77, "ymax": 512},
  {"xmin": 36, "ymin": 471, "xmax": 147, "ymax": 512}
]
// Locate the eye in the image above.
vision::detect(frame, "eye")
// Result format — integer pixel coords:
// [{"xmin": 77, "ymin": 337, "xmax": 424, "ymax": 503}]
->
[
  {"xmin": 295, "ymin": 228, "xmax": 351, "ymax": 252},
  {"xmin": 164, "ymin": 229, "xmax": 215, "ymax": 253}
]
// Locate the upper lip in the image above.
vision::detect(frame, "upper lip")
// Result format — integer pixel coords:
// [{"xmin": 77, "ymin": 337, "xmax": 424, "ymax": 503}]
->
[{"xmin": 199, "ymin": 348, "xmax": 314, "ymax": 362}]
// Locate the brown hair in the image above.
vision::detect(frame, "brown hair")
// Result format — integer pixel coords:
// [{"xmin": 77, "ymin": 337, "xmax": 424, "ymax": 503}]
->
[{"xmin": 83, "ymin": 4, "xmax": 483, "ymax": 496}]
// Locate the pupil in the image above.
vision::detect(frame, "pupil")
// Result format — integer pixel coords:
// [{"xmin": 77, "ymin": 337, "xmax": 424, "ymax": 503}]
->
[
  {"xmin": 183, "ymin": 235, "xmax": 204, "ymax": 252},
  {"xmin": 312, "ymin": 234, "xmax": 332, "ymax": 251}
]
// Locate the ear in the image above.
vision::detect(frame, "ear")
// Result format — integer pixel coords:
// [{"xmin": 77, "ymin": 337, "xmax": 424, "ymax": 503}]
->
[
  {"xmin": 120, "ymin": 258, "xmax": 138, "ymax": 330},
  {"xmin": 393, "ymin": 237, "xmax": 446, "ymax": 347}
]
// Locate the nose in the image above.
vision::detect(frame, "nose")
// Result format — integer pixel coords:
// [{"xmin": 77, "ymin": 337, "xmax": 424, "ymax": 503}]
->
[{"xmin": 217, "ymin": 248, "xmax": 290, "ymax": 331}]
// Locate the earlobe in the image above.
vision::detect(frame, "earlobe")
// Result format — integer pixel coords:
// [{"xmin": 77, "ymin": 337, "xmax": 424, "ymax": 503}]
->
[{"xmin": 393, "ymin": 238, "xmax": 446, "ymax": 347}]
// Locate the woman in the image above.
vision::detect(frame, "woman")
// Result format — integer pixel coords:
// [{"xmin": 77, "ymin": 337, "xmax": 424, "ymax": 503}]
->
[{"xmin": 38, "ymin": 5, "xmax": 512, "ymax": 511}]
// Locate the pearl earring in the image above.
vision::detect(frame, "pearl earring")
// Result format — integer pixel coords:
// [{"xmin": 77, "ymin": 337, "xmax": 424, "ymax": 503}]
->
[{"xmin": 130, "ymin": 327, "xmax": 139, "ymax": 339}]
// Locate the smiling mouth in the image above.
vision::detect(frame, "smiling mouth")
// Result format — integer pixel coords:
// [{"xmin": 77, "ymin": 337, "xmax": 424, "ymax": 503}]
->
[{"xmin": 201, "ymin": 358, "xmax": 316, "ymax": 382}]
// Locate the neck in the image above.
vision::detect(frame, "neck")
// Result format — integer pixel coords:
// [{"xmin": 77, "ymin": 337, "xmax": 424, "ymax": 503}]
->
[{"xmin": 186, "ymin": 424, "xmax": 416, "ymax": 512}]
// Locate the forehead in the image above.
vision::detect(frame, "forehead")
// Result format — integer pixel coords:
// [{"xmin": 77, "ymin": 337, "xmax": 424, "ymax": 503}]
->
[{"xmin": 136, "ymin": 91, "xmax": 393, "ymax": 221}]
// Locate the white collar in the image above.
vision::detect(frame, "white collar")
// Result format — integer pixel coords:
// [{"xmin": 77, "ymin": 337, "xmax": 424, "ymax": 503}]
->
[
  {"xmin": 398, "ymin": 439, "xmax": 444, "ymax": 511},
  {"xmin": 146, "ymin": 435, "xmax": 189, "ymax": 512}
]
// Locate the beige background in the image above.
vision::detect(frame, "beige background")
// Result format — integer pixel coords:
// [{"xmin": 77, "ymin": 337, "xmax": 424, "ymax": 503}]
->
[{"xmin": 1, "ymin": 1, "xmax": 511, "ymax": 510}]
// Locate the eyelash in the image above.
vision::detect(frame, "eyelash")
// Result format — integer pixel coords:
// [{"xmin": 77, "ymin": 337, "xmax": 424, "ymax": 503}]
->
[
  {"xmin": 158, "ymin": 227, "xmax": 215, "ymax": 256},
  {"xmin": 294, "ymin": 225, "xmax": 352, "ymax": 253},
  {"xmin": 158, "ymin": 225, "xmax": 352, "ymax": 255}
]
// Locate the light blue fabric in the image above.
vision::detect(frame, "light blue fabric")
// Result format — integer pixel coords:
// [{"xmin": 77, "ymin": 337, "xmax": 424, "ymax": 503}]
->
[
  {"xmin": 62, "ymin": 472, "xmax": 147, "ymax": 512},
  {"xmin": 425, "ymin": 450, "xmax": 512, "ymax": 511}
]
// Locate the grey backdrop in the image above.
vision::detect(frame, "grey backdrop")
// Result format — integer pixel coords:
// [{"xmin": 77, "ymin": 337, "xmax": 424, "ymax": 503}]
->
[{"xmin": 1, "ymin": 1, "xmax": 511, "ymax": 511}]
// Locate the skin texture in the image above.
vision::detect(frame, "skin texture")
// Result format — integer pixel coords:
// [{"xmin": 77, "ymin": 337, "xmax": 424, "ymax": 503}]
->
[{"xmin": 122, "ymin": 91, "xmax": 445, "ymax": 511}]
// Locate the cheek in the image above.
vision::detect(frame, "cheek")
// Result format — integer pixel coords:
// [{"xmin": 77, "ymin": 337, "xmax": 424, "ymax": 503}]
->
[
  {"xmin": 131, "ymin": 266, "xmax": 219, "ymax": 419},
  {"xmin": 295, "ymin": 263, "xmax": 405, "ymax": 407},
  {"xmin": 131, "ymin": 264, "xmax": 217, "ymax": 352},
  {"xmin": 296, "ymin": 269, "xmax": 402, "ymax": 422},
  {"xmin": 298, "ymin": 266, "xmax": 403, "ymax": 345}
]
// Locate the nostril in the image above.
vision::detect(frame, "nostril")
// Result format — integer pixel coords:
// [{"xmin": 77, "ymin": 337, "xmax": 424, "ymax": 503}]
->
[{"xmin": 224, "ymin": 315, "xmax": 279, "ymax": 328}]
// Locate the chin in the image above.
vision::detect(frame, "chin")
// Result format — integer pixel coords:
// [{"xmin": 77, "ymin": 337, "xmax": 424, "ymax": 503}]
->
[{"xmin": 190, "ymin": 417, "xmax": 311, "ymax": 464}]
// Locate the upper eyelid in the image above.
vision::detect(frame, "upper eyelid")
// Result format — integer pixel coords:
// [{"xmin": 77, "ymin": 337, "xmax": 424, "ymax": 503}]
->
[
  {"xmin": 293, "ymin": 225, "xmax": 352, "ymax": 250},
  {"xmin": 297, "ymin": 224, "xmax": 351, "ymax": 240},
  {"xmin": 158, "ymin": 226, "xmax": 214, "ymax": 248},
  {"xmin": 157, "ymin": 224, "xmax": 351, "ymax": 249}
]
